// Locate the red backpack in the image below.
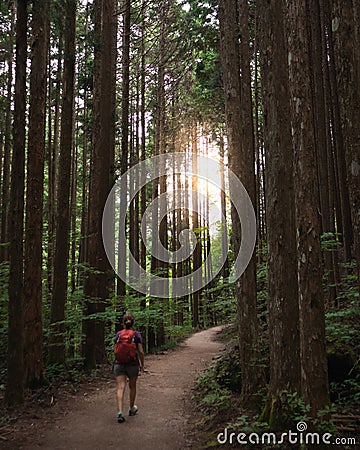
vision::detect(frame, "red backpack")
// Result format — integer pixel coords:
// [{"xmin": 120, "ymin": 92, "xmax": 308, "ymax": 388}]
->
[{"xmin": 114, "ymin": 329, "xmax": 137, "ymax": 363}]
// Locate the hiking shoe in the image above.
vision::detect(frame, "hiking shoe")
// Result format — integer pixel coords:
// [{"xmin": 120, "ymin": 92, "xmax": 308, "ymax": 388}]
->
[
  {"xmin": 117, "ymin": 412, "xmax": 125, "ymax": 423},
  {"xmin": 129, "ymin": 405, "xmax": 138, "ymax": 416}
]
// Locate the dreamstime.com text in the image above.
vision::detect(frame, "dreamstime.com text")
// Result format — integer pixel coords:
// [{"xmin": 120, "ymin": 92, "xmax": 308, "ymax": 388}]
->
[{"xmin": 217, "ymin": 422, "xmax": 357, "ymax": 446}]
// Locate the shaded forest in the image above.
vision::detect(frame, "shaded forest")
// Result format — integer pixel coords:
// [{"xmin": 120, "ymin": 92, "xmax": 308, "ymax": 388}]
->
[{"xmin": 0, "ymin": 0, "xmax": 359, "ymax": 440}]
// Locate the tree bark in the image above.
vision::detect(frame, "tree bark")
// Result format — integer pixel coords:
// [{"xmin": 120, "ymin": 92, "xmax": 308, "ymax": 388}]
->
[
  {"xmin": 307, "ymin": 0, "xmax": 336, "ymax": 306},
  {"xmin": 0, "ymin": 2, "xmax": 15, "ymax": 263},
  {"xmin": 83, "ymin": 0, "xmax": 114, "ymax": 369},
  {"xmin": 46, "ymin": 31, "xmax": 63, "ymax": 299},
  {"xmin": 23, "ymin": 0, "xmax": 49, "ymax": 387},
  {"xmin": 257, "ymin": 0, "xmax": 301, "ymax": 427},
  {"xmin": 140, "ymin": 0, "xmax": 147, "ymax": 290},
  {"xmin": 78, "ymin": 11, "xmax": 90, "ymax": 287},
  {"xmin": 49, "ymin": 0, "xmax": 76, "ymax": 365},
  {"xmin": 219, "ymin": 0, "xmax": 263, "ymax": 409},
  {"xmin": 285, "ymin": 0, "xmax": 329, "ymax": 414},
  {"xmin": 117, "ymin": 0, "xmax": 131, "ymax": 302},
  {"xmin": 331, "ymin": 0, "xmax": 360, "ymax": 292},
  {"xmin": 191, "ymin": 122, "xmax": 201, "ymax": 328},
  {"xmin": 219, "ymin": 134, "xmax": 229, "ymax": 279},
  {"xmin": 326, "ymin": 2, "xmax": 353, "ymax": 261},
  {"xmin": 5, "ymin": 0, "xmax": 27, "ymax": 406}
]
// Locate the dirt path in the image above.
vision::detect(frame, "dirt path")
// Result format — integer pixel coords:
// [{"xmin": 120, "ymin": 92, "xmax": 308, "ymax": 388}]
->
[{"xmin": 17, "ymin": 326, "xmax": 224, "ymax": 450}]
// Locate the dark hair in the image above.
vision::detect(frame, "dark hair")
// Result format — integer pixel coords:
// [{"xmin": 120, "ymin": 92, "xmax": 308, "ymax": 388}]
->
[{"xmin": 123, "ymin": 313, "xmax": 135, "ymax": 330}]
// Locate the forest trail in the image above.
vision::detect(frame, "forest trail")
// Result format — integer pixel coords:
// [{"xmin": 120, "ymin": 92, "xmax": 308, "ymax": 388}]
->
[{"xmin": 17, "ymin": 326, "xmax": 224, "ymax": 450}]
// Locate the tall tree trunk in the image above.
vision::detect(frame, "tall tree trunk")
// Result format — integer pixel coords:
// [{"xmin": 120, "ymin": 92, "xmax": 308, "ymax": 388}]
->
[
  {"xmin": 319, "ymin": 0, "xmax": 338, "ymax": 304},
  {"xmin": 253, "ymin": 38, "xmax": 263, "ymax": 263},
  {"xmin": 140, "ymin": 0, "xmax": 147, "ymax": 295},
  {"xmin": 219, "ymin": 0, "xmax": 263, "ymax": 409},
  {"xmin": 0, "ymin": 2, "xmax": 15, "ymax": 263},
  {"xmin": 326, "ymin": 3, "xmax": 353, "ymax": 261},
  {"xmin": 108, "ymin": 0, "xmax": 117, "ymax": 297},
  {"xmin": 70, "ymin": 139, "xmax": 78, "ymax": 294},
  {"xmin": 308, "ymin": 0, "xmax": 337, "ymax": 306},
  {"xmin": 156, "ymin": 41, "xmax": 168, "ymax": 344},
  {"xmin": 204, "ymin": 136, "xmax": 213, "ymax": 292},
  {"xmin": 129, "ymin": 101, "xmax": 138, "ymax": 287},
  {"xmin": 23, "ymin": 0, "xmax": 49, "ymax": 387},
  {"xmin": 48, "ymin": 0, "xmax": 76, "ymax": 365},
  {"xmin": 176, "ymin": 153, "xmax": 184, "ymax": 326},
  {"xmin": 5, "ymin": 0, "xmax": 27, "ymax": 406},
  {"xmin": 191, "ymin": 121, "xmax": 201, "ymax": 328},
  {"xmin": 219, "ymin": 134, "xmax": 229, "ymax": 279},
  {"xmin": 77, "ymin": 12, "xmax": 90, "ymax": 287},
  {"xmin": 46, "ymin": 44, "xmax": 53, "ymax": 302},
  {"xmin": 285, "ymin": 0, "xmax": 329, "ymax": 414},
  {"xmin": 184, "ymin": 151, "xmax": 191, "ymax": 317},
  {"xmin": 83, "ymin": 0, "xmax": 115, "ymax": 369},
  {"xmin": 133, "ymin": 78, "xmax": 141, "ymax": 287},
  {"xmin": 258, "ymin": 0, "xmax": 300, "ymax": 427},
  {"xmin": 308, "ymin": 2, "xmax": 331, "ymax": 234},
  {"xmin": 47, "ymin": 32, "xmax": 63, "ymax": 299},
  {"xmin": 319, "ymin": 0, "xmax": 340, "ymax": 303},
  {"xmin": 331, "ymin": 0, "xmax": 360, "ymax": 292},
  {"xmin": 117, "ymin": 0, "xmax": 130, "ymax": 305}
]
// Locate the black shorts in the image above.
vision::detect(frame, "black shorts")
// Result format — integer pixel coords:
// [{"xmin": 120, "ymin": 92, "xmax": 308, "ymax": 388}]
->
[{"xmin": 114, "ymin": 362, "xmax": 139, "ymax": 379}]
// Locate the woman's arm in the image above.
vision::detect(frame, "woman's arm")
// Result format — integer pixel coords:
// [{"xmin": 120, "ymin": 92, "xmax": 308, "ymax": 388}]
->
[{"xmin": 137, "ymin": 343, "xmax": 145, "ymax": 372}]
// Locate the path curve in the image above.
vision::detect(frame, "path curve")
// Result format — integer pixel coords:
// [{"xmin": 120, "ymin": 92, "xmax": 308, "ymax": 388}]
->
[{"xmin": 23, "ymin": 326, "xmax": 224, "ymax": 450}]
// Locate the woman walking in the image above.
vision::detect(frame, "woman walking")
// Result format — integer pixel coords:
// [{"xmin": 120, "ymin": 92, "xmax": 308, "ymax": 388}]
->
[{"xmin": 114, "ymin": 313, "xmax": 145, "ymax": 423}]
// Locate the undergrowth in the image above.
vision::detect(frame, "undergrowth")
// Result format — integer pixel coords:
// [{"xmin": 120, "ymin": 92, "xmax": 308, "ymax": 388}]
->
[
  {"xmin": 191, "ymin": 257, "xmax": 360, "ymax": 449},
  {"xmin": 192, "ymin": 342, "xmax": 242, "ymax": 428}
]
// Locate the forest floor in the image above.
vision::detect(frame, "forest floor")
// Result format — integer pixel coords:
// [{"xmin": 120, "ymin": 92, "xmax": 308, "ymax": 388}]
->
[{"xmin": 1, "ymin": 326, "xmax": 224, "ymax": 450}]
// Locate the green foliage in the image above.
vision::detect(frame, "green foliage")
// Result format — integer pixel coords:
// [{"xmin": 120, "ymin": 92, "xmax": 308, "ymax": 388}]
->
[
  {"xmin": 193, "ymin": 360, "xmax": 233, "ymax": 424},
  {"xmin": 326, "ymin": 301, "xmax": 360, "ymax": 350},
  {"xmin": 202, "ymin": 279, "xmax": 237, "ymax": 323},
  {"xmin": 192, "ymin": 259, "xmax": 270, "ymax": 427},
  {"xmin": 192, "ymin": 329, "xmax": 244, "ymax": 430},
  {"xmin": 192, "ymin": 250, "xmax": 359, "ymax": 443},
  {"xmin": 221, "ymin": 393, "xmax": 336, "ymax": 450},
  {"xmin": 326, "ymin": 299, "xmax": 360, "ymax": 405},
  {"xmin": 212, "ymin": 351, "xmax": 242, "ymax": 393},
  {"xmin": 178, "ymin": 0, "xmax": 224, "ymax": 123},
  {"xmin": 336, "ymin": 259, "xmax": 359, "ymax": 303},
  {"xmin": 0, "ymin": 3, "xmax": 13, "ymax": 66},
  {"xmin": 166, "ymin": 324, "xmax": 194, "ymax": 342},
  {"xmin": 192, "ymin": 47, "xmax": 224, "ymax": 121},
  {"xmin": 320, "ymin": 232, "xmax": 342, "ymax": 252},
  {"xmin": 263, "ymin": 390, "xmax": 311, "ymax": 430},
  {"xmin": 331, "ymin": 376, "xmax": 360, "ymax": 406},
  {"xmin": 45, "ymin": 358, "xmax": 103, "ymax": 384}
]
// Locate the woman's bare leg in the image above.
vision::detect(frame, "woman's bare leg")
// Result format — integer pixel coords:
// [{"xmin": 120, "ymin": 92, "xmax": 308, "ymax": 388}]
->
[
  {"xmin": 116, "ymin": 375, "xmax": 127, "ymax": 412},
  {"xmin": 128, "ymin": 377, "xmax": 137, "ymax": 408}
]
